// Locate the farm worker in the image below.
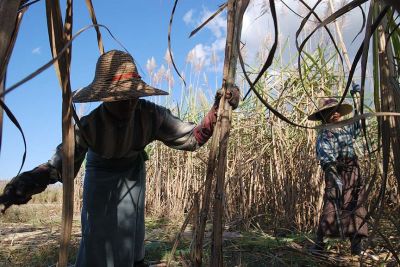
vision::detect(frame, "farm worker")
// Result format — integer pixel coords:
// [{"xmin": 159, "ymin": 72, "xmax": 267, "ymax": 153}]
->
[
  {"xmin": 0, "ymin": 50, "xmax": 240, "ymax": 267},
  {"xmin": 308, "ymin": 84, "xmax": 368, "ymax": 255}
]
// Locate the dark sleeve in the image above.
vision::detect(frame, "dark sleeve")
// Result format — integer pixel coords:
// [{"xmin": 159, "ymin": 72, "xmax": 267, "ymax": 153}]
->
[
  {"xmin": 47, "ymin": 124, "xmax": 88, "ymax": 181},
  {"xmin": 154, "ymin": 106, "xmax": 199, "ymax": 151},
  {"xmin": 150, "ymin": 100, "xmax": 217, "ymax": 151},
  {"xmin": 1, "ymin": 125, "xmax": 88, "ymax": 206}
]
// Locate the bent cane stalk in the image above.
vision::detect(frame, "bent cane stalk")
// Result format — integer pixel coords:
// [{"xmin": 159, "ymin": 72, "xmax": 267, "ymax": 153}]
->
[
  {"xmin": 191, "ymin": 1, "xmax": 249, "ymax": 265},
  {"xmin": 45, "ymin": 0, "xmax": 75, "ymax": 266},
  {"xmin": 211, "ymin": 1, "xmax": 249, "ymax": 266},
  {"xmin": 0, "ymin": 0, "xmax": 23, "ymax": 155}
]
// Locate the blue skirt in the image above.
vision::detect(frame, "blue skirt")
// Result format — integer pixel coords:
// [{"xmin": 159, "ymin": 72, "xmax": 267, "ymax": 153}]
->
[{"xmin": 75, "ymin": 150, "xmax": 146, "ymax": 267}]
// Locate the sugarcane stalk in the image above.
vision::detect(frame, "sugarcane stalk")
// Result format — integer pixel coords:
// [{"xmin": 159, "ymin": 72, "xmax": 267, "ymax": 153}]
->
[
  {"xmin": 211, "ymin": 1, "xmax": 249, "ymax": 266},
  {"xmin": 328, "ymin": 0, "xmax": 352, "ymax": 73},
  {"xmin": 328, "ymin": 0, "xmax": 361, "ymax": 104},
  {"xmin": 191, "ymin": 1, "xmax": 248, "ymax": 266},
  {"xmin": 45, "ymin": 0, "xmax": 75, "ymax": 266},
  {"xmin": 0, "ymin": 0, "xmax": 23, "ymax": 153},
  {"xmin": 0, "ymin": 77, "xmax": 4, "ymax": 147},
  {"xmin": 378, "ymin": 14, "xmax": 400, "ymax": 196},
  {"xmin": 329, "ymin": 0, "xmax": 362, "ymax": 117},
  {"xmin": 191, "ymin": 107, "xmax": 221, "ymax": 266},
  {"xmin": 0, "ymin": 0, "xmax": 22, "ymax": 80},
  {"xmin": 84, "ymin": 0, "xmax": 104, "ymax": 55}
]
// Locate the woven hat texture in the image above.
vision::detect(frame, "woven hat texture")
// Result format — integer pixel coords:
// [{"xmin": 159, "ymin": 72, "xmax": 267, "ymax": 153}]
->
[
  {"xmin": 308, "ymin": 97, "xmax": 353, "ymax": 121},
  {"xmin": 72, "ymin": 50, "xmax": 168, "ymax": 103}
]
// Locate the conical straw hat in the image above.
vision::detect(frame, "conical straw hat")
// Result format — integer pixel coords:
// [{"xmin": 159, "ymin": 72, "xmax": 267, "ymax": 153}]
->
[
  {"xmin": 72, "ymin": 50, "xmax": 168, "ymax": 103},
  {"xmin": 308, "ymin": 97, "xmax": 353, "ymax": 121}
]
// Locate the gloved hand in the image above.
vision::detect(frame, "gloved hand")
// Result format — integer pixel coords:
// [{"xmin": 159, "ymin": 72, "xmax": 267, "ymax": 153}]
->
[
  {"xmin": 194, "ymin": 85, "xmax": 240, "ymax": 146},
  {"xmin": 0, "ymin": 166, "xmax": 50, "ymax": 213},
  {"xmin": 214, "ymin": 85, "xmax": 240, "ymax": 110},
  {"xmin": 350, "ymin": 83, "xmax": 361, "ymax": 97}
]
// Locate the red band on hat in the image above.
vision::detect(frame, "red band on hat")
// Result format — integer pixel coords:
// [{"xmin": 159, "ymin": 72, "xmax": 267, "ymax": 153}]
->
[{"xmin": 111, "ymin": 72, "xmax": 141, "ymax": 82}]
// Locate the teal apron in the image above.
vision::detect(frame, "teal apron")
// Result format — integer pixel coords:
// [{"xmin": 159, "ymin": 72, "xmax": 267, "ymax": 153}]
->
[{"xmin": 75, "ymin": 150, "xmax": 146, "ymax": 267}]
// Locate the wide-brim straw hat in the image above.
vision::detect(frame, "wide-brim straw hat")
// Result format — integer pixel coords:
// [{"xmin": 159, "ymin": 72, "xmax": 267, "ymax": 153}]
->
[
  {"xmin": 72, "ymin": 50, "xmax": 168, "ymax": 103},
  {"xmin": 308, "ymin": 97, "xmax": 353, "ymax": 121}
]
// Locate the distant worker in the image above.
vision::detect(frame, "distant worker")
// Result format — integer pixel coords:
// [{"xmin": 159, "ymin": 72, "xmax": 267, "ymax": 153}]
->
[
  {"xmin": 0, "ymin": 50, "xmax": 240, "ymax": 267},
  {"xmin": 308, "ymin": 84, "xmax": 368, "ymax": 255}
]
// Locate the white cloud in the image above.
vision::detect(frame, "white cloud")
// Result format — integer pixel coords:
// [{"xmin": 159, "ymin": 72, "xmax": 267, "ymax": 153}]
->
[
  {"xmin": 188, "ymin": 44, "xmax": 208, "ymax": 69},
  {"xmin": 183, "ymin": 9, "xmax": 194, "ymax": 25},
  {"xmin": 187, "ymin": 38, "xmax": 228, "ymax": 73},
  {"xmin": 183, "ymin": 6, "xmax": 229, "ymax": 73},
  {"xmin": 200, "ymin": 8, "xmax": 227, "ymax": 39},
  {"xmin": 211, "ymin": 38, "xmax": 225, "ymax": 53},
  {"xmin": 179, "ymin": 0, "xmax": 366, "ymax": 82},
  {"xmin": 186, "ymin": 6, "xmax": 227, "ymax": 39},
  {"xmin": 193, "ymin": 44, "xmax": 208, "ymax": 60},
  {"xmin": 239, "ymin": 0, "xmax": 365, "ymax": 68},
  {"xmin": 185, "ymin": 2, "xmax": 267, "ymax": 71},
  {"xmin": 32, "ymin": 47, "xmax": 41, "ymax": 55},
  {"xmin": 241, "ymin": 0, "xmax": 271, "ymax": 63},
  {"xmin": 184, "ymin": 0, "xmax": 364, "ymax": 74}
]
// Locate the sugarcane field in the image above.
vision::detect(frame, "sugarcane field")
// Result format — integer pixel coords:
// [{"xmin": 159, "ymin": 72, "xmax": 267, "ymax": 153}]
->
[{"xmin": 1, "ymin": 0, "xmax": 400, "ymax": 266}]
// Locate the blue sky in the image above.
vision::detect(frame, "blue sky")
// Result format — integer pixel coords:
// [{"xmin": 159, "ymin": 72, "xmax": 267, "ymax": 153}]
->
[{"xmin": 1, "ymin": 0, "xmax": 368, "ymax": 179}]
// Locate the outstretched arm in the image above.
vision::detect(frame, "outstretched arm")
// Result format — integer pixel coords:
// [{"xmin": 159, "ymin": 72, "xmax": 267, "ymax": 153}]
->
[
  {"xmin": 0, "ymin": 126, "xmax": 88, "ymax": 213},
  {"xmin": 155, "ymin": 86, "xmax": 240, "ymax": 151},
  {"xmin": 0, "ymin": 163, "xmax": 59, "ymax": 212}
]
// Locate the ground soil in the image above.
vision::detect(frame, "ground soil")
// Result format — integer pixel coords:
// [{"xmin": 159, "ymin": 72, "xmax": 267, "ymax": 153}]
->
[{"xmin": 0, "ymin": 204, "xmax": 399, "ymax": 266}]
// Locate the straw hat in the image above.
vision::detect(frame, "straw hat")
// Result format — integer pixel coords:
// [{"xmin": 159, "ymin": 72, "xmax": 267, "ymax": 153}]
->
[
  {"xmin": 72, "ymin": 50, "xmax": 168, "ymax": 103},
  {"xmin": 308, "ymin": 97, "xmax": 353, "ymax": 121}
]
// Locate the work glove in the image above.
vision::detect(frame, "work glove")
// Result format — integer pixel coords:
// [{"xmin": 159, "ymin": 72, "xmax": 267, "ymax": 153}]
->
[
  {"xmin": 350, "ymin": 83, "xmax": 361, "ymax": 97},
  {"xmin": 214, "ymin": 85, "xmax": 240, "ymax": 110},
  {"xmin": 194, "ymin": 85, "xmax": 240, "ymax": 146},
  {"xmin": 0, "ymin": 166, "xmax": 50, "ymax": 213}
]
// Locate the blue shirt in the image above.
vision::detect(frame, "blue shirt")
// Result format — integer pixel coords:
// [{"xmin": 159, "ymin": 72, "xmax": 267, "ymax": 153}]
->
[{"xmin": 316, "ymin": 121, "xmax": 361, "ymax": 168}]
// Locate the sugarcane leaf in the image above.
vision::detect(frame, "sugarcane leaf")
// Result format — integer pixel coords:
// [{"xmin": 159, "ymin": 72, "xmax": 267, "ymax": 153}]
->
[
  {"xmin": 189, "ymin": 2, "xmax": 227, "ymax": 38},
  {"xmin": 1, "ymin": 24, "xmax": 120, "ymax": 98},
  {"xmin": 351, "ymin": 5, "xmax": 367, "ymax": 44},
  {"xmin": 359, "ymin": 1, "xmax": 377, "ymax": 115},
  {"xmin": 296, "ymin": 0, "xmax": 345, "ymax": 119},
  {"xmin": 45, "ymin": 0, "xmax": 74, "ymax": 265},
  {"xmin": 0, "ymin": 99, "xmax": 26, "ymax": 175},
  {"xmin": 168, "ymin": 0, "xmax": 186, "ymax": 87},
  {"xmin": 280, "ymin": 0, "xmax": 318, "ymax": 23},
  {"xmin": 242, "ymin": 0, "xmax": 278, "ymax": 101},
  {"xmin": 18, "ymin": 0, "xmax": 41, "ymax": 12},
  {"xmin": 84, "ymin": 0, "xmax": 104, "ymax": 54},
  {"xmin": 0, "ymin": 0, "xmax": 24, "ymax": 166}
]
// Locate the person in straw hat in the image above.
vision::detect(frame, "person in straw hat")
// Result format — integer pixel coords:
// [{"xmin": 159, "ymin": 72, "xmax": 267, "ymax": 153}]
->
[
  {"xmin": 308, "ymin": 84, "xmax": 368, "ymax": 255},
  {"xmin": 0, "ymin": 50, "xmax": 240, "ymax": 266}
]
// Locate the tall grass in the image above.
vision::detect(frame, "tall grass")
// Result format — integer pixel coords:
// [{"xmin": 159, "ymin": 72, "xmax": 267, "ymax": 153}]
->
[
  {"xmin": 0, "ymin": 182, "xmax": 62, "ymax": 224},
  {"xmin": 2, "ymin": 44, "xmax": 396, "ymax": 235},
  {"xmin": 143, "ymin": 45, "xmax": 398, "ymax": 233},
  {"xmin": 0, "ymin": 182, "xmax": 62, "ymax": 205}
]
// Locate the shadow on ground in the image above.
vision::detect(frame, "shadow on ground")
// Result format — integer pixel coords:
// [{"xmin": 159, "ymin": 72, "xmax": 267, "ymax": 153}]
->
[{"xmin": 0, "ymin": 210, "xmax": 399, "ymax": 266}]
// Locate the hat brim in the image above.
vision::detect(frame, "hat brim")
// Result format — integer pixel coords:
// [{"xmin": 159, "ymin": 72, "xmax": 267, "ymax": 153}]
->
[
  {"xmin": 72, "ymin": 79, "xmax": 168, "ymax": 103},
  {"xmin": 308, "ymin": 103, "xmax": 353, "ymax": 121}
]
